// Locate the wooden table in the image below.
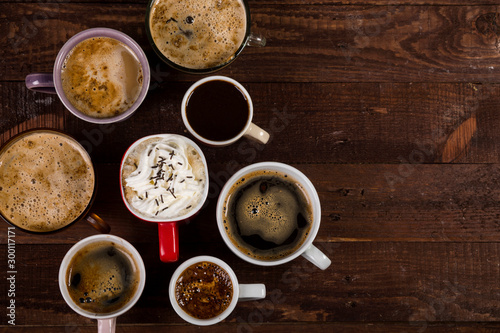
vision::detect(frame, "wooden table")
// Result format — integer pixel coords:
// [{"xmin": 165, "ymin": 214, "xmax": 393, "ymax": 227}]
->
[{"xmin": 2, "ymin": 0, "xmax": 500, "ymax": 331}]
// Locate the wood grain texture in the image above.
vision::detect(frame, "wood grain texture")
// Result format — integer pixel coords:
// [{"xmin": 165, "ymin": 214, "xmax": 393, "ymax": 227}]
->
[
  {"xmin": 3, "ymin": 81, "xmax": 500, "ymax": 164},
  {"xmin": 3, "ymin": 0, "xmax": 500, "ymax": 331},
  {"xmin": 3, "ymin": 163, "xmax": 500, "ymax": 246},
  {"xmin": 3, "ymin": 4, "xmax": 500, "ymax": 82},
  {"xmin": 2, "ymin": 241, "xmax": 500, "ymax": 325}
]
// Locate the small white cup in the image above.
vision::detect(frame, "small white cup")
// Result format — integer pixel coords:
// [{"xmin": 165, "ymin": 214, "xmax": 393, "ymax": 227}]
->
[
  {"xmin": 216, "ymin": 162, "xmax": 332, "ymax": 270},
  {"xmin": 59, "ymin": 235, "xmax": 146, "ymax": 333},
  {"xmin": 181, "ymin": 76, "xmax": 270, "ymax": 147},
  {"xmin": 169, "ymin": 255, "xmax": 266, "ymax": 326}
]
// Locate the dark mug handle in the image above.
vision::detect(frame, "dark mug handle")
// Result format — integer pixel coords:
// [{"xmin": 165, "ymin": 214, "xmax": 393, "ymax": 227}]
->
[
  {"xmin": 85, "ymin": 213, "xmax": 111, "ymax": 234},
  {"xmin": 25, "ymin": 73, "xmax": 57, "ymax": 94}
]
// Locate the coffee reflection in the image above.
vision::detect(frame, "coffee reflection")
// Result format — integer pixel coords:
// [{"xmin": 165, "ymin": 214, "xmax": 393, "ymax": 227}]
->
[
  {"xmin": 222, "ymin": 170, "xmax": 313, "ymax": 261},
  {"xmin": 0, "ymin": 130, "xmax": 95, "ymax": 232}
]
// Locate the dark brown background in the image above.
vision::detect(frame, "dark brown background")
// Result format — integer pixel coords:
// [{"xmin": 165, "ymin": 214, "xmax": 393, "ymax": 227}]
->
[{"xmin": 2, "ymin": 0, "xmax": 500, "ymax": 332}]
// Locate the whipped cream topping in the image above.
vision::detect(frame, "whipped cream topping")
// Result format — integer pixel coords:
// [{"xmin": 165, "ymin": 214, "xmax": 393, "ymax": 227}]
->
[{"xmin": 124, "ymin": 137, "xmax": 205, "ymax": 219}]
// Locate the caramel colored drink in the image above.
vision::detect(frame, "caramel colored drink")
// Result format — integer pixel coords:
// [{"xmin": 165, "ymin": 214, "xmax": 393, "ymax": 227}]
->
[
  {"xmin": 61, "ymin": 37, "xmax": 144, "ymax": 118},
  {"xmin": 148, "ymin": 0, "xmax": 247, "ymax": 70},
  {"xmin": 0, "ymin": 130, "xmax": 95, "ymax": 232}
]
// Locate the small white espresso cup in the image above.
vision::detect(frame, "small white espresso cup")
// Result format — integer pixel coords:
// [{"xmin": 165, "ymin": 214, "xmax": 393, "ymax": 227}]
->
[
  {"xmin": 59, "ymin": 235, "xmax": 146, "ymax": 333},
  {"xmin": 181, "ymin": 76, "xmax": 270, "ymax": 147},
  {"xmin": 216, "ymin": 162, "xmax": 331, "ymax": 270},
  {"xmin": 169, "ymin": 255, "xmax": 266, "ymax": 326}
]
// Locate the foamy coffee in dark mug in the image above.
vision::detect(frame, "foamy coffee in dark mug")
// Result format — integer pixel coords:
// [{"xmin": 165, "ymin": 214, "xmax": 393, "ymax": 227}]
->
[
  {"xmin": 0, "ymin": 129, "xmax": 109, "ymax": 233},
  {"xmin": 146, "ymin": 0, "xmax": 265, "ymax": 73},
  {"xmin": 217, "ymin": 162, "xmax": 331, "ymax": 270}
]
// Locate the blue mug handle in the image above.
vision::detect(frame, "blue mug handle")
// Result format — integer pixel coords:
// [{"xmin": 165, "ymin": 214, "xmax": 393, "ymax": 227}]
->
[{"xmin": 25, "ymin": 73, "xmax": 57, "ymax": 94}]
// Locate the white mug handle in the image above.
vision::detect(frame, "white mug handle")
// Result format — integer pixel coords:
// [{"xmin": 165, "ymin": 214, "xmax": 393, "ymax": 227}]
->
[
  {"xmin": 301, "ymin": 244, "xmax": 331, "ymax": 270},
  {"xmin": 238, "ymin": 284, "xmax": 266, "ymax": 301},
  {"xmin": 98, "ymin": 318, "xmax": 116, "ymax": 333},
  {"xmin": 244, "ymin": 123, "xmax": 270, "ymax": 144}
]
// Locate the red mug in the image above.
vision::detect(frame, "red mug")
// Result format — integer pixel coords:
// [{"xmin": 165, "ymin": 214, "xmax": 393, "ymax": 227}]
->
[{"xmin": 120, "ymin": 134, "xmax": 209, "ymax": 262}]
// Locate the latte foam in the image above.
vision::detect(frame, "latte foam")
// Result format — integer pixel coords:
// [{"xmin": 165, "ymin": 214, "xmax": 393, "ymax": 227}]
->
[
  {"xmin": 0, "ymin": 131, "xmax": 95, "ymax": 232},
  {"xmin": 149, "ymin": 0, "xmax": 247, "ymax": 70},
  {"xmin": 61, "ymin": 37, "xmax": 143, "ymax": 118}
]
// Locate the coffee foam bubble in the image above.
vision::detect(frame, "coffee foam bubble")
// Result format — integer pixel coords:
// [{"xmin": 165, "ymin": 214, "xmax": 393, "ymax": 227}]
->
[
  {"xmin": 66, "ymin": 241, "xmax": 140, "ymax": 314},
  {"xmin": 149, "ymin": 0, "xmax": 247, "ymax": 69},
  {"xmin": 61, "ymin": 37, "xmax": 143, "ymax": 118},
  {"xmin": 235, "ymin": 181, "xmax": 299, "ymax": 245},
  {"xmin": 0, "ymin": 131, "xmax": 95, "ymax": 232},
  {"xmin": 223, "ymin": 170, "xmax": 313, "ymax": 261}
]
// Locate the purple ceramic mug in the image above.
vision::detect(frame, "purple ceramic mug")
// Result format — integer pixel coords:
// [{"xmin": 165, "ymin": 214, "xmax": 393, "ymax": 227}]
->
[{"xmin": 25, "ymin": 28, "xmax": 150, "ymax": 124}]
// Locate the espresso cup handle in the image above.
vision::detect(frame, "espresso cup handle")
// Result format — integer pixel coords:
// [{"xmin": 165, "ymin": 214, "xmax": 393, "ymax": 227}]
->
[
  {"xmin": 301, "ymin": 244, "xmax": 331, "ymax": 270},
  {"xmin": 25, "ymin": 73, "xmax": 57, "ymax": 94},
  {"xmin": 84, "ymin": 213, "xmax": 111, "ymax": 234},
  {"xmin": 238, "ymin": 283, "xmax": 266, "ymax": 301},
  {"xmin": 247, "ymin": 32, "xmax": 266, "ymax": 47},
  {"xmin": 98, "ymin": 318, "xmax": 116, "ymax": 333},
  {"xmin": 244, "ymin": 122, "xmax": 270, "ymax": 144},
  {"xmin": 158, "ymin": 222, "xmax": 179, "ymax": 262}
]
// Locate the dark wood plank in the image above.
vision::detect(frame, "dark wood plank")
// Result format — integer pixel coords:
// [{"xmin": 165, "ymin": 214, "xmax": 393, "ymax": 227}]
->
[
  {"xmin": 3, "ymin": 322, "xmax": 500, "ymax": 333},
  {"xmin": 2, "ymin": 81, "xmax": 500, "ymax": 164},
  {"xmin": 3, "ymin": 163, "xmax": 500, "ymax": 246},
  {"xmin": 2, "ymin": 241, "xmax": 500, "ymax": 326},
  {"xmin": 3, "ymin": 4, "xmax": 500, "ymax": 82}
]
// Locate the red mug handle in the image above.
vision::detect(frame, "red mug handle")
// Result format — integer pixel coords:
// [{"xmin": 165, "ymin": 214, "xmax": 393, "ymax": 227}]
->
[{"xmin": 158, "ymin": 222, "xmax": 179, "ymax": 262}]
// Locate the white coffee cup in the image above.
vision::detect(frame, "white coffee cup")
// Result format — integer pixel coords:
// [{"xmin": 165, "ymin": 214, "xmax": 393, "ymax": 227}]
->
[
  {"xmin": 181, "ymin": 76, "xmax": 270, "ymax": 147},
  {"xmin": 59, "ymin": 235, "xmax": 146, "ymax": 333},
  {"xmin": 216, "ymin": 162, "xmax": 331, "ymax": 270},
  {"xmin": 169, "ymin": 255, "xmax": 266, "ymax": 326}
]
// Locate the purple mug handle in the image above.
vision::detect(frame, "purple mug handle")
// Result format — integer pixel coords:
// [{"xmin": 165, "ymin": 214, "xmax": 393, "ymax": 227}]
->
[{"xmin": 25, "ymin": 73, "xmax": 57, "ymax": 94}]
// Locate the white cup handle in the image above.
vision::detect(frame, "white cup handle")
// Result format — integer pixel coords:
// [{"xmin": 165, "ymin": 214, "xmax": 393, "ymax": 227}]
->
[
  {"xmin": 244, "ymin": 122, "xmax": 270, "ymax": 144},
  {"xmin": 301, "ymin": 244, "xmax": 331, "ymax": 270},
  {"xmin": 238, "ymin": 283, "xmax": 266, "ymax": 302},
  {"xmin": 98, "ymin": 318, "xmax": 116, "ymax": 333}
]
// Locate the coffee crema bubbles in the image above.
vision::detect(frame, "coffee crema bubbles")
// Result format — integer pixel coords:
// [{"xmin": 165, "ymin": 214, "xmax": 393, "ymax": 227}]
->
[
  {"xmin": 61, "ymin": 36, "xmax": 144, "ymax": 118},
  {"xmin": 175, "ymin": 261, "xmax": 233, "ymax": 319},
  {"xmin": 149, "ymin": 0, "xmax": 247, "ymax": 70},
  {"xmin": 222, "ymin": 170, "xmax": 313, "ymax": 261},
  {"xmin": 66, "ymin": 240, "xmax": 141, "ymax": 314},
  {"xmin": 0, "ymin": 131, "xmax": 95, "ymax": 232}
]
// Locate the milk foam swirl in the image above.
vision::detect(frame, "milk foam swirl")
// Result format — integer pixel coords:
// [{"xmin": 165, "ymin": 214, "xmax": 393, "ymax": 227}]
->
[{"xmin": 124, "ymin": 137, "xmax": 204, "ymax": 219}]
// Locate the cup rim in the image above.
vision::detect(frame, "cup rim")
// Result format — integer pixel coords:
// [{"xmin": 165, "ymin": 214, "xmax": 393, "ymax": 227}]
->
[
  {"xmin": 168, "ymin": 255, "xmax": 239, "ymax": 326},
  {"xmin": 216, "ymin": 162, "xmax": 322, "ymax": 266},
  {"xmin": 181, "ymin": 76, "xmax": 253, "ymax": 147},
  {"xmin": 53, "ymin": 27, "xmax": 151, "ymax": 124},
  {"xmin": 0, "ymin": 128, "xmax": 97, "ymax": 234},
  {"xmin": 58, "ymin": 234, "xmax": 146, "ymax": 320},
  {"xmin": 119, "ymin": 133, "xmax": 210, "ymax": 223},
  {"xmin": 145, "ymin": 0, "xmax": 252, "ymax": 74}
]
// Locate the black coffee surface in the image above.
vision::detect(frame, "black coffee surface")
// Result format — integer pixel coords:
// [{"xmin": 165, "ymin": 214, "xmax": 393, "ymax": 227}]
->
[
  {"xmin": 66, "ymin": 241, "xmax": 140, "ymax": 314},
  {"xmin": 186, "ymin": 80, "xmax": 249, "ymax": 141},
  {"xmin": 223, "ymin": 171, "xmax": 313, "ymax": 261},
  {"xmin": 175, "ymin": 261, "xmax": 233, "ymax": 319}
]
